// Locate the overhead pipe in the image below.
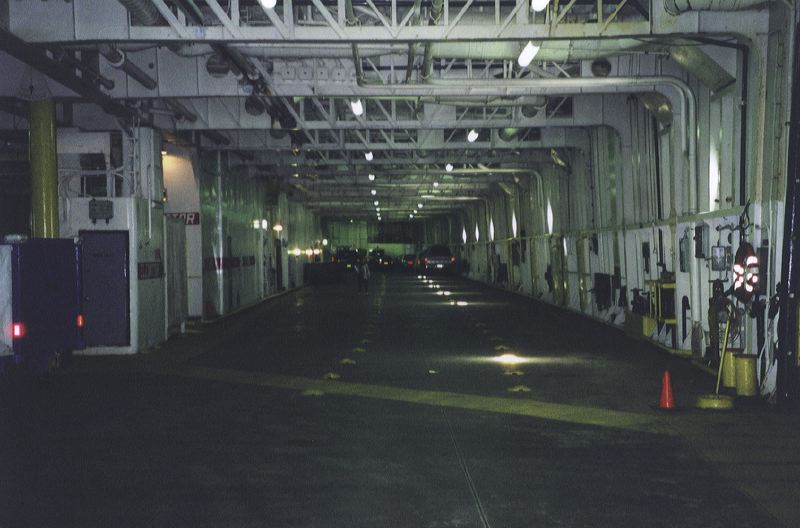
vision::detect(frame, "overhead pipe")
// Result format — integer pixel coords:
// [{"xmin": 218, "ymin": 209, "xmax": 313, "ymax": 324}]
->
[
  {"xmin": 50, "ymin": 48, "xmax": 115, "ymax": 91},
  {"xmin": 421, "ymin": 0, "xmax": 445, "ymax": 81},
  {"xmin": 430, "ymin": 40, "xmax": 647, "ymax": 62},
  {"xmin": 179, "ymin": 43, "xmax": 407, "ymax": 59},
  {"xmin": 431, "ymin": 39, "xmax": 733, "ymax": 94},
  {"xmin": 98, "ymin": 44, "xmax": 157, "ymax": 90},
  {"xmin": 405, "ymin": 0, "xmax": 424, "ymax": 83},
  {"xmin": 0, "ymin": 28, "xmax": 132, "ymax": 120},
  {"xmin": 664, "ymin": 0, "xmax": 773, "ymax": 15},
  {"xmin": 420, "ymin": 95, "xmax": 547, "ymax": 107},
  {"xmin": 164, "ymin": 99, "xmax": 198, "ymax": 123},
  {"xmin": 116, "ymin": 0, "xmax": 161, "ymax": 25}
]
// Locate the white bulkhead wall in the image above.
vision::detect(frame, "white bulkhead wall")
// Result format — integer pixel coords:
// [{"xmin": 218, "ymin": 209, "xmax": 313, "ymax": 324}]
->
[
  {"xmin": 450, "ymin": 36, "xmax": 787, "ymax": 367},
  {"xmin": 58, "ymin": 127, "xmax": 167, "ymax": 355},
  {"xmin": 162, "ymin": 147, "xmax": 203, "ymax": 318},
  {"xmin": 197, "ymin": 153, "xmax": 321, "ymax": 319}
]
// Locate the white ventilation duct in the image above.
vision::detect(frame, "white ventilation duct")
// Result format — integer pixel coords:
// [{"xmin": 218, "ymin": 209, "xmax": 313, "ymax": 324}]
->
[
  {"xmin": 431, "ymin": 39, "xmax": 735, "ymax": 94},
  {"xmin": 664, "ymin": 0, "xmax": 771, "ymax": 14},
  {"xmin": 430, "ymin": 40, "xmax": 646, "ymax": 62}
]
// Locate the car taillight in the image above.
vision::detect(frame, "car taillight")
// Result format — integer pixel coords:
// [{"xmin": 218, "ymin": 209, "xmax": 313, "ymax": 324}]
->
[
  {"xmin": 407, "ymin": 260, "xmax": 413, "ymax": 265},
  {"xmin": 76, "ymin": 314, "xmax": 84, "ymax": 328},
  {"xmin": 450, "ymin": 256, "xmax": 456, "ymax": 263},
  {"xmin": 12, "ymin": 322, "xmax": 25, "ymax": 339},
  {"xmin": 424, "ymin": 258, "xmax": 428, "ymax": 264}
]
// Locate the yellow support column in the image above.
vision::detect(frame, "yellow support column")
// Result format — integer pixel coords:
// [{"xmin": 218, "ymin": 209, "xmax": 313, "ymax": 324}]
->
[{"xmin": 29, "ymin": 99, "xmax": 59, "ymax": 238}]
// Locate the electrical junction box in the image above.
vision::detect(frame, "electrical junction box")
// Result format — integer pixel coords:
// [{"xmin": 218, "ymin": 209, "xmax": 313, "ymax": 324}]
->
[
  {"xmin": 711, "ymin": 246, "xmax": 732, "ymax": 271},
  {"xmin": 695, "ymin": 223, "xmax": 710, "ymax": 259}
]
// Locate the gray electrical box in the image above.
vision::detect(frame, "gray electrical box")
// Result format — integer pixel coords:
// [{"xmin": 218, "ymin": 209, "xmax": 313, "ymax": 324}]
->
[
  {"xmin": 694, "ymin": 223, "xmax": 710, "ymax": 259},
  {"xmin": 711, "ymin": 246, "xmax": 732, "ymax": 271},
  {"xmin": 88, "ymin": 199, "xmax": 114, "ymax": 224}
]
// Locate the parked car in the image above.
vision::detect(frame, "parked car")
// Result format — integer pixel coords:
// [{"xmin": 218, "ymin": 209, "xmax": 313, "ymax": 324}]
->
[
  {"xmin": 400, "ymin": 254, "xmax": 417, "ymax": 272},
  {"xmin": 334, "ymin": 247, "xmax": 360, "ymax": 270},
  {"xmin": 368, "ymin": 248, "xmax": 394, "ymax": 271},
  {"xmin": 418, "ymin": 245, "xmax": 456, "ymax": 274}
]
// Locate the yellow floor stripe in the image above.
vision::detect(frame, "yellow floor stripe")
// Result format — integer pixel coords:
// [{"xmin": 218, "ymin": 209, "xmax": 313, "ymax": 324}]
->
[{"xmin": 176, "ymin": 365, "xmax": 659, "ymax": 433}]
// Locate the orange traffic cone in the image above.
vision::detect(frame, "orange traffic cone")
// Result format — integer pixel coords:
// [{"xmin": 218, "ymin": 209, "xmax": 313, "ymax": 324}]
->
[{"xmin": 659, "ymin": 370, "xmax": 676, "ymax": 410}]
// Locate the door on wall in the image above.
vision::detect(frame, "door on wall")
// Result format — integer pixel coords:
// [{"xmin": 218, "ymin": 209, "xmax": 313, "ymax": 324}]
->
[
  {"xmin": 165, "ymin": 217, "xmax": 188, "ymax": 333},
  {"xmin": 80, "ymin": 231, "xmax": 130, "ymax": 346}
]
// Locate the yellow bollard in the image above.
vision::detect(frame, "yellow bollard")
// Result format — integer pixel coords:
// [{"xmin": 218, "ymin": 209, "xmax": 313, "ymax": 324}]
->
[
  {"xmin": 734, "ymin": 354, "xmax": 758, "ymax": 397},
  {"xmin": 721, "ymin": 348, "xmax": 740, "ymax": 389}
]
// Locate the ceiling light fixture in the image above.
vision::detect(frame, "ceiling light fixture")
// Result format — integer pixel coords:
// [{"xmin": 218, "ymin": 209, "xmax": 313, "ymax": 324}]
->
[
  {"xmin": 374, "ymin": 200, "xmax": 379, "ymax": 206},
  {"xmin": 350, "ymin": 99, "xmax": 364, "ymax": 116},
  {"xmin": 517, "ymin": 40, "xmax": 541, "ymax": 68},
  {"xmin": 371, "ymin": 189, "xmax": 377, "ymax": 196},
  {"xmin": 445, "ymin": 163, "xmax": 454, "ymax": 172},
  {"xmin": 530, "ymin": 0, "xmax": 550, "ymax": 12},
  {"xmin": 433, "ymin": 182, "xmax": 439, "ymax": 188},
  {"xmin": 365, "ymin": 151, "xmax": 373, "ymax": 161},
  {"xmin": 467, "ymin": 129, "xmax": 479, "ymax": 143},
  {"xmin": 417, "ymin": 203, "xmax": 423, "ymax": 209},
  {"xmin": 368, "ymin": 174, "xmax": 375, "ymax": 181},
  {"xmin": 258, "ymin": 0, "xmax": 277, "ymax": 9}
]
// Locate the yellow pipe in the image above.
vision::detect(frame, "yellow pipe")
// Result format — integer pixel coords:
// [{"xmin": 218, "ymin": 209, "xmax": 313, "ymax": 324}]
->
[{"xmin": 29, "ymin": 99, "xmax": 59, "ymax": 238}]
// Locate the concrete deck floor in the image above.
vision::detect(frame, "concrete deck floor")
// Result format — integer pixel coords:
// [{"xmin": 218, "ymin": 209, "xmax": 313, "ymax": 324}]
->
[{"xmin": 2, "ymin": 273, "xmax": 799, "ymax": 527}]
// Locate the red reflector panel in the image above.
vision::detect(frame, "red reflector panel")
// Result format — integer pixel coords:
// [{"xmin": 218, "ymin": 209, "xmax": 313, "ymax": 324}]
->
[
  {"xmin": 77, "ymin": 314, "xmax": 84, "ymax": 328},
  {"xmin": 12, "ymin": 323, "xmax": 25, "ymax": 339}
]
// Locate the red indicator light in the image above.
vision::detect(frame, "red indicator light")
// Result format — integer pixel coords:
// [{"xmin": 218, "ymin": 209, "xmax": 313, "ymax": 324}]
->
[
  {"xmin": 12, "ymin": 323, "xmax": 25, "ymax": 339},
  {"xmin": 77, "ymin": 314, "xmax": 85, "ymax": 328}
]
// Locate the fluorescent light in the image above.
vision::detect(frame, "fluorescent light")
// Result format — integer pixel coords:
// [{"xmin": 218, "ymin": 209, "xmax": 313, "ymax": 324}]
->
[
  {"xmin": 350, "ymin": 99, "xmax": 364, "ymax": 116},
  {"xmin": 530, "ymin": 0, "xmax": 550, "ymax": 11},
  {"xmin": 374, "ymin": 200, "xmax": 379, "ymax": 206},
  {"xmin": 518, "ymin": 41, "xmax": 541, "ymax": 68},
  {"xmin": 258, "ymin": 0, "xmax": 277, "ymax": 9},
  {"xmin": 368, "ymin": 174, "xmax": 375, "ymax": 181},
  {"xmin": 417, "ymin": 203, "xmax": 423, "ymax": 209},
  {"xmin": 493, "ymin": 353, "xmax": 524, "ymax": 365},
  {"xmin": 371, "ymin": 189, "xmax": 377, "ymax": 196},
  {"xmin": 413, "ymin": 209, "xmax": 418, "ymax": 214},
  {"xmin": 445, "ymin": 163, "xmax": 453, "ymax": 172},
  {"xmin": 467, "ymin": 129, "xmax": 479, "ymax": 143},
  {"xmin": 365, "ymin": 151, "xmax": 373, "ymax": 161},
  {"xmin": 376, "ymin": 207, "xmax": 381, "ymax": 212}
]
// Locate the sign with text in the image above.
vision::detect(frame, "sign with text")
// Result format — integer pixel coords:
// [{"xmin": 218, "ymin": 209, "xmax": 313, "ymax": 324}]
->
[{"xmin": 166, "ymin": 212, "xmax": 200, "ymax": 225}]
